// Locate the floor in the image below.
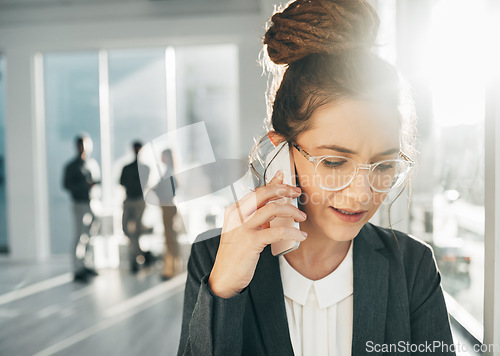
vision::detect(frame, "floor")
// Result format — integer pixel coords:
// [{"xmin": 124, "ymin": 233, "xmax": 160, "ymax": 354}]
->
[
  {"xmin": 0, "ymin": 256, "xmax": 187, "ymax": 356},
  {"xmin": 0, "ymin": 245, "xmax": 480, "ymax": 356}
]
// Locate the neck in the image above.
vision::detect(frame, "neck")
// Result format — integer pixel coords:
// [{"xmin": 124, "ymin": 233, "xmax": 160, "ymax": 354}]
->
[{"xmin": 284, "ymin": 220, "xmax": 352, "ymax": 280}]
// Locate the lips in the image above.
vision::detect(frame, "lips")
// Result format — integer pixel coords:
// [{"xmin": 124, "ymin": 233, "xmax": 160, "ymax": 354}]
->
[
  {"xmin": 330, "ymin": 207, "xmax": 367, "ymax": 223},
  {"xmin": 334, "ymin": 208, "xmax": 366, "ymax": 215}
]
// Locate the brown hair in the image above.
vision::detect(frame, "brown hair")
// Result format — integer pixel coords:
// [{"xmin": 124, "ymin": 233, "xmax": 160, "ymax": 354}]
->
[{"xmin": 259, "ymin": 0, "xmax": 416, "ymax": 155}]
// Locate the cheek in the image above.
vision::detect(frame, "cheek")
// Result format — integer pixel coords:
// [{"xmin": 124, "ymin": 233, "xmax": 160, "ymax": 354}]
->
[
  {"xmin": 365, "ymin": 192, "xmax": 388, "ymax": 220},
  {"xmin": 372, "ymin": 192, "xmax": 388, "ymax": 208}
]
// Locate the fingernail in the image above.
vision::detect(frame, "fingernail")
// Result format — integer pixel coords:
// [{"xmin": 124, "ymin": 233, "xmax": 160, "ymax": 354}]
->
[
  {"xmin": 293, "ymin": 186, "xmax": 301, "ymax": 193},
  {"xmin": 301, "ymin": 211, "xmax": 307, "ymax": 218},
  {"xmin": 274, "ymin": 171, "xmax": 283, "ymax": 179},
  {"xmin": 301, "ymin": 231, "xmax": 308, "ymax": 237}
]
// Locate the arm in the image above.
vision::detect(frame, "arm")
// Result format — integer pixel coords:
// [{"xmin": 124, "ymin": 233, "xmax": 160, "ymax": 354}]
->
[
  {"xmin": 409, "ymin": 246, "xmax": 456, "ymax": 355},
  {"xmin": 63, "ymin": 164, "xmax": 72, "ymax": 191},
  {"xmin": 177, "ymin": 237, "xmax": 249, "ymax": 356},
  {"xmin": 119, "ymin": 166, "xmax": 127, "ymax": 187},
  {"xmin": 178, "ymin": 176, "xmax": 305, "ymax": 355}
]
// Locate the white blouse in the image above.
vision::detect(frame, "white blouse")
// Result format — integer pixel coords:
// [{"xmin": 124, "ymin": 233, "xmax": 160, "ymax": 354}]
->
[{"xmin": 278, "ymin": 241, "xmax": 353, "ymax": 356}]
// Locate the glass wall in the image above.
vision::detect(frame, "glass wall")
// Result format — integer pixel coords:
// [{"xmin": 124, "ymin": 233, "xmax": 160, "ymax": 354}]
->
[
  {"xmin": 173, "ymin": 45, "xmax": 239, "ymax": 239},
  {"xmin": 175, "ymin": 45, "xmax": 238, "ymax": 160},
  {"xmin": 373, "ymin": 0, "xmax": 486, "ymax": 332},
  {"xmin": 0, "ymin": 56, "xmax": 7, "ymax": 253},
  {"xmin": 418, "ymin": 0, "xmax": 485, "ymax": 326},
  {"xmin": 44, "ymin": 52, "xmax": 101, "ymax": 255},
  {"xmin": 43, "ymin": 45, "xmax": 239, "ymax": 259},
  {"xmin": 374, "ymin": 0, "xmax": 485, "ymax": 332},
  {"xmin": 108, "ymin": 48, "xmax": 169, "ymax": 251}
]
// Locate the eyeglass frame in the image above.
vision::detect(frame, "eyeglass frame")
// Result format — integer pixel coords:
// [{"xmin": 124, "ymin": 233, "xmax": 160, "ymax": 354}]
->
[{"xmin": 291, "ymin": 142, "xmax": 415, "ymax": 193}]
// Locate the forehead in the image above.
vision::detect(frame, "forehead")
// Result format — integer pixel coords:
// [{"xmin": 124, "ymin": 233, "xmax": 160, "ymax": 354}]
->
[{"xmin": 300, "ymin": 99, "xmax": 400, "ymax": 154}]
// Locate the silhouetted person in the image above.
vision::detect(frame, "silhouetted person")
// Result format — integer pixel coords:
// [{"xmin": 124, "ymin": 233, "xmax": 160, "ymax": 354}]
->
[
  {"xmin": 120, "ymin": 141, "xmax": 151, "ymax": 273},
  {"xmin": 63, "ymin": 135, "xmax": 100, "ymax": 283},
  {"xmin": 157, "ymin": 149, "xmax": 181, "ymax": 280}
]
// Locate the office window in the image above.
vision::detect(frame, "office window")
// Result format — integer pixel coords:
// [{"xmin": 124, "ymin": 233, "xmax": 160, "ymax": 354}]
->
[
  {"xmin": 175, "ymin": 45, "xmax": 238, "ymax": 161},
  {"xmin": 43, "ymin": 45, "xmax": 239, "ymax": 257},
  {"xmin": 0, "ymin": 56, "xmax": 7, "ymax": 253},
  {"xmin": 374, "ymin": 0, "xmax": 485, "ymax": 333},
  {"xmin": 44, "ymin": 52, "xmax": 101, "ymax": 255},
  {"xmin": 409, "ymin": 0, "xmax": 485, "ymax": 329},
  {"xmin": 107, "ymin": 48, "xmax": 169, "ymax": 246},
  {"xmin": 173, "ymin": 45, "xmax": 239, "ymax": 238}
]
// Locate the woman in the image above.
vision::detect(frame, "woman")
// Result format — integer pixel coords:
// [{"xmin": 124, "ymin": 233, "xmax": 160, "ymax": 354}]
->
[{"xmin": 178, "ymin": 0, "xmax": 455, "ymax": 355}]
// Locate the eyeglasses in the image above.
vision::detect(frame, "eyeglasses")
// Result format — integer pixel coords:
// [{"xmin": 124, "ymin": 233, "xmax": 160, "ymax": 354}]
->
[{"xmin": 292, "ymin": 143, "xmax": 414, "ymax": 193}]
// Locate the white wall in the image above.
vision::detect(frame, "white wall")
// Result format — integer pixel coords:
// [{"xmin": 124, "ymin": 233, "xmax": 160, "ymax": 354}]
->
[{"xmin": 0, "ymin": 2, "xmax": 271, "ymax": 260}]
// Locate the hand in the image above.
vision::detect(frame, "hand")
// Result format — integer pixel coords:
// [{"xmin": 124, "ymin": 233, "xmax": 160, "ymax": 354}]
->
[{"xmin": 208, "ymin": 171, "xmax": 307, "ymax": 298}]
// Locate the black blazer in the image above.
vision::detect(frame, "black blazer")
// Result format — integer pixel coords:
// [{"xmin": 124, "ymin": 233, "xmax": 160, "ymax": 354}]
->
[{"xmin": 177, "ymin": 223, "xmax": 456, "ymax": 355}]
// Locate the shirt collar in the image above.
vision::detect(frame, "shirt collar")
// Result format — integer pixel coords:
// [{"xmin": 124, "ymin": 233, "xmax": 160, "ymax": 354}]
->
[{"xmin": 279, "ymin": 240, "xmax": 353, "ymax": 309}]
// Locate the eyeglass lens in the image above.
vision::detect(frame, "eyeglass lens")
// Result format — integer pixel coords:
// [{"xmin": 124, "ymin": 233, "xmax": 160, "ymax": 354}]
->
[{"xmin": 315, "ymin": 157, "xmax": 409, "ymax": 192}]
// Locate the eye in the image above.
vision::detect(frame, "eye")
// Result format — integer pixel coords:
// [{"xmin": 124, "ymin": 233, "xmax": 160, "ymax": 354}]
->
[
  {"xmin": 321, "ymin": 157, "xmax": 347, "ymax": 168},
  {"xmin": 374, "ymin": 161, "xmax": 395, "ymax": 172}
]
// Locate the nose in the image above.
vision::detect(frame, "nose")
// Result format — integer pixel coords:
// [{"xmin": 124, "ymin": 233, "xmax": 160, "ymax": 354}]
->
[{"xmin": 344, "ymin": 167, "xmax": 372, "ymax": 204}]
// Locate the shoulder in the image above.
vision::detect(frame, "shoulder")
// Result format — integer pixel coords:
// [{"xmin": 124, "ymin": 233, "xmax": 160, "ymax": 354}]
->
[
  {"xmin": 122, "ymin": 162, "xmax": 134, "ymax": 172},
  {"xmin": 66, "ymin": 157, "xmax": 78, "ymax": 166},
  {"xmin": 365, "ymin": 223, "xmax": 436, "ymax": 270},
  {"xmin": 365, "ymin": 224, "xmax": 440, "ymax": 294},
  {"xmin": 64, "ymin": 158, "xmax": 79, "ymax": 171}
]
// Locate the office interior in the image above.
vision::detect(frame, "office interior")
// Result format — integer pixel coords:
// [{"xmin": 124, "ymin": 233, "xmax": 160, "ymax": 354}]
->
[{"xmin": 0, "ymin": 0, "xmax": 499, "ymax": 355}]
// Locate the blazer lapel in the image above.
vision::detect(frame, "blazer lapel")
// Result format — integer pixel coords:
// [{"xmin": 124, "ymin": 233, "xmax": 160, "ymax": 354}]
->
[
  {"xmin": 351, "ymin": 224, "xmax": 389, "ymax": 355},
  {"xmin": 249, "ymin": 245, "xmax": 294, "ymax": 356}
]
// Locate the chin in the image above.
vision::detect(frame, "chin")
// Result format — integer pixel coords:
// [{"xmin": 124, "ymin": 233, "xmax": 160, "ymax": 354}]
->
[
  {"xmin": 328, "ymin": 224, "xmax": 364, "ymax": 242},
  {"xmin": 323, "ymin": 211, "xmax": 372, "ymax": 242},
  {"xmin": 308, "ymin": 217, "xmax": 362, "ymax": 243}
]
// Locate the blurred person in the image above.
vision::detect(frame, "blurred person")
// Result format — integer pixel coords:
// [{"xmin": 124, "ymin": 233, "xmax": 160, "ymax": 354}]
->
[
  {"xmin": 120, "ymin": 141, "xmax": 152, "ymax": 273},
  {"xmin": 178, "ymin": 0, "xmax": 455, "ymax": 355},
  {"xmin": 63, "ymin": 134, "xmax": 100, "ymax": 283},
  {"xmin": 155, "ymin": 149, "xmax": 181, "ymax": 280}
]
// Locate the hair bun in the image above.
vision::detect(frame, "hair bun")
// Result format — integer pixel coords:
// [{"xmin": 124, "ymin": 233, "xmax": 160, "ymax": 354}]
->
[{"xmin": 264, "ymin": 0, "xmax": 380, "ymax": 65}]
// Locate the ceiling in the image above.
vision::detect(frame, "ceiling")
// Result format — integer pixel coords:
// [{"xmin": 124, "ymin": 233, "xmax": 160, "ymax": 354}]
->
[{"xmin": 0, "ymin": 0, "xmax": 263, "ymax": 27}]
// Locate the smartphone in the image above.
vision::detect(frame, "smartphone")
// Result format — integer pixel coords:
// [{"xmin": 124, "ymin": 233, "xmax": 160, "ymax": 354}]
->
[{"xmin": 265, "ymin": 140, "xmax": 301, "ymax": 257}]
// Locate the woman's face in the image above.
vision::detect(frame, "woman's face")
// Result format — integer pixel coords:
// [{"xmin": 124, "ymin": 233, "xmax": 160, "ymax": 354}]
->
[{"xmin": 293, "ymin": 99, "xmax": 401, "ymax": 242}]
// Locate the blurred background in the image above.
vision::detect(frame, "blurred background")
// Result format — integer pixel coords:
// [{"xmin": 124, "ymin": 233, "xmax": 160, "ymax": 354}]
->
[{"xmin": 0, "ymin": 0, "xmax": 498, "ymax": 355}]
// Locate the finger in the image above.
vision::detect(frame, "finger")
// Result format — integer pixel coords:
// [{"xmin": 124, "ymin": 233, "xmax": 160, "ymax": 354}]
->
[
  {"xmin": 269, "ymin": 170, "xmax": 284, "ymax": 184},
  {"xmin": 246, "ymin": 202, "xmax": 306, "ymax": 229},
  {"xmin": 233, "ymin": 184, "xmax": 301, "ymax": 220},
  {"xmin": 255, "ymin": 226, "xmax": 307, "ymax": 246}
]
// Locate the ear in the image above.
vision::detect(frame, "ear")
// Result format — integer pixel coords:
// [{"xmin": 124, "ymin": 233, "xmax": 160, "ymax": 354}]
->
[{"xmin": 267, "ymin": 131, "xmax": 286, "ymax": 147}]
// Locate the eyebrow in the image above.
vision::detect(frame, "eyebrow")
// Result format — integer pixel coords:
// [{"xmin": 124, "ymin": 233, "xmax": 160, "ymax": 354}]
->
[{"xmin": 317, "ymin": 145, "xmax": 400, "ymax": 157}]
